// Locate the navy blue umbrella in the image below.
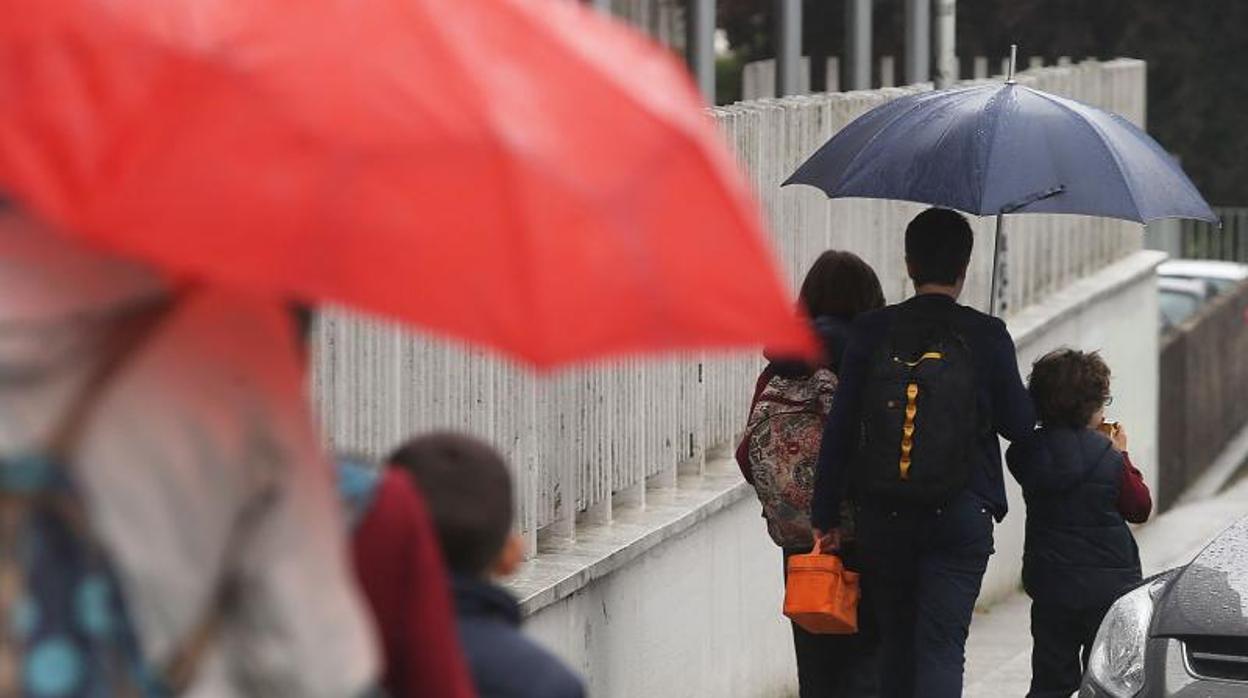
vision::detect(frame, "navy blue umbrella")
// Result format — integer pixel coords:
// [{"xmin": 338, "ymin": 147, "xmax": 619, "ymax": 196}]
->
[{"xmin": 784, "ymin": 48, "xmax": 1217, "ymax": 313}]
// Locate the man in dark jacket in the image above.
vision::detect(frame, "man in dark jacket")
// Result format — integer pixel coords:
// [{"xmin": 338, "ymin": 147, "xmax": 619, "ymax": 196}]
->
[
  {"xmin": 810, "ymin": 208, "xmax": 1037, "ymax": 698},
  {"xmin": 1008, "ymin": 349, "xmax": 1151, "ymax": 698},
  {"xmin": 392, "ymin": 433, "xmax": 585, "ymax": 698}
]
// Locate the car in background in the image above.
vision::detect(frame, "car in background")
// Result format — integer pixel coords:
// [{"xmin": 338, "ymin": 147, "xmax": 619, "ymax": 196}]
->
[
  {"xmin": 1158, "ymin": 260, "xmax": 1248, "ymax": 295},
  {"xmin": 1081, "ymin": 517, "xmax": 1248, "ymax": 697},
  {"xmin": 1158, "ymin": 276, "xmax": 1217, "ymax": 332}
]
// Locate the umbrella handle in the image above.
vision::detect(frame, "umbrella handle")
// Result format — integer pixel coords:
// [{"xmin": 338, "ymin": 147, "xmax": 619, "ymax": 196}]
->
[{"xmin": 1001, "ymin": 185, "xmax": 1065, "ymax": 214}]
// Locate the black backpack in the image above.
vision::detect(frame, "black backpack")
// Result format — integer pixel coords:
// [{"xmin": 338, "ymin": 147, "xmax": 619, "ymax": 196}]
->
[{"xmin": 854, "ymin": 307, "xmax": 983, "ymax": 505}]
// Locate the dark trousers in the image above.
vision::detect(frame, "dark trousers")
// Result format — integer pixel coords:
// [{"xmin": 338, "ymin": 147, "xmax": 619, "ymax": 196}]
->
[
  {"xmin": 1027, "ymin": 602, "xmax": 1110, "ymax": 698},
  {"xmin": 784, "ymin": 547, "xmax": 880, "ymax": 698},
  {"xmin": 855, "ymin": 491, "xmax": 994, "ymax": 698}
]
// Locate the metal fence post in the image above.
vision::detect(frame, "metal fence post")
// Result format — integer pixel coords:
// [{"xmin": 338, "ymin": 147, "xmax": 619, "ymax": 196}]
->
[
  {"xmin": 845, "ymin": 0, "xmax": 873, "ymax": 90},
  {"xmin": 880, "ymin": 55, "xmax": 896, "ymax": 87},
  {"xmin": 776, "ymin": 0, "xmax": 802, "ymax": 96},
  {"xmin": 933, "ymin": 0, "xmax": 957, "ymax": 88},
  {"xmin": 905, "ymin": 0, "xmax": 931, "ymax": 84},
  {"xmin": 686, "ymin": 0, "xmax": 716, "ymax": 103}
]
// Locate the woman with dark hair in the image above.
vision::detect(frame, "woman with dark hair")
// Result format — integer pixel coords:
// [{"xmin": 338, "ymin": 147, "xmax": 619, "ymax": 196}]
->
[{"xmin": 737, "ymin": 250, "xmax": 884, "ymax": 698}]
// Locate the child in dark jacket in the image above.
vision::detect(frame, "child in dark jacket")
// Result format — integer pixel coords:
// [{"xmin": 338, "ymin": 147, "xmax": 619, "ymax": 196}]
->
[
  {"xmin": 1007, "ymin": 349, "xmax": 1152, "ymax": 698},
  {"xmin": 392, "ymin": 433, "xmax": 585, "ymax": 698}
]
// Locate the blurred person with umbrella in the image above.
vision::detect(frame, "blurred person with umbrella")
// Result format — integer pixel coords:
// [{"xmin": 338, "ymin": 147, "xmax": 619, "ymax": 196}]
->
[
  {"xmin": 787, "ymin": 48, "xmax": 1216, "ymax": 698},
  {"xmin": 0, "ymin": 0, "xmax": 817, "ymax": 694},
  {"xmin": 0, "ymin": 204, "xmax": 378, "ymax": 696}
]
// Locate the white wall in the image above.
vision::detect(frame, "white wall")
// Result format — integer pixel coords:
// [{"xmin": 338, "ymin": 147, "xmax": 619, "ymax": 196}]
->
[{"xmin": 526, "ymin": 490, "xmax": 797, "ymax": 698}]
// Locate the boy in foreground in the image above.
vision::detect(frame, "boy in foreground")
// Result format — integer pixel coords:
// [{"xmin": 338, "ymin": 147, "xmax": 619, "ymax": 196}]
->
[
  {"xmin": 1007, "ymin": 349, "xmax": 1151, "ymax": 697},
  {"xmin": 392, "ymin": 433, "xmax": 586, "ymax": 698}
]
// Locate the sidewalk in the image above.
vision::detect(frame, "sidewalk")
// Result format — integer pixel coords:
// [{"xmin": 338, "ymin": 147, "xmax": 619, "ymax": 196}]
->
[{"xmin": 963, "ymin": 474, "xmax": 1248, "ymax": 696}]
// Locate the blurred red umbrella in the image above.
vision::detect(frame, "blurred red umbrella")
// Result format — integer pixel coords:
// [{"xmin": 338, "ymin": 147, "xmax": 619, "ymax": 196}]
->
[{"xmin": 0, "ymin": 0, "xmax": 812, "ymax": 368}]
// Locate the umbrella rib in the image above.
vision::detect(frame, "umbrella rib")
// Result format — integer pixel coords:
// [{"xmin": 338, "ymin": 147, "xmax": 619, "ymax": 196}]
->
[
  {"xmin": 975, "ymin": 87, "xmax": 1010, "ymax": 215},
  {"xmin": 405, "ymin": 1, "xmax": 708, "ymax": 362},
  {"xmin": 404, "ymin": 1, "xmax": 552, "ymax": 359},
  {"xmin": 827, "ymin": 90, "xmax": 956, "ymax": 196},
  {"xmin": 1023, "ymin": 88, "xmax": 1145, "ymax": 220}
]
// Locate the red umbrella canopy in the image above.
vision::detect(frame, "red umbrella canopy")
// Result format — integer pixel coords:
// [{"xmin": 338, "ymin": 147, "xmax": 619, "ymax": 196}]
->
[{"xmin": 0, "ymin": 0, "xmax": 813, "ymax": 368}]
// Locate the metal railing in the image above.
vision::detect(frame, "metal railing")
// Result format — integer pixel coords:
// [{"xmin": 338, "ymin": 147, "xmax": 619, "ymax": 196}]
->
[
  {"xmin": 1181, "ymin": 208, "xmax": 1248, "ymax": 262},
  {"xmin": 311, "ymin": 59, "xmax": 1148, "ymax": 554}
]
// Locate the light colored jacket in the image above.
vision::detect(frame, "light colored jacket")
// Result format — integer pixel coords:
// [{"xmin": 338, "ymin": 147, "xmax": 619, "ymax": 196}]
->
[{"xmin": 0, "ymin": 211, "xmax": 378, "ymax": 696}]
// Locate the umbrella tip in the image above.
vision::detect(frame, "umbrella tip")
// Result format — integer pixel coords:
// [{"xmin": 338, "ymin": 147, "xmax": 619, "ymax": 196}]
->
[{"xmin": 1006, "ymin": 44, "xmax": 1018, "ymax": 84}]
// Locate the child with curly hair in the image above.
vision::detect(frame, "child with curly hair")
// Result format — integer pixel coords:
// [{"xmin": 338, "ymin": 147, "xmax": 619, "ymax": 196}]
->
[{"xmin": 1007, "ymin": 349, "xmax": 1152, "ymax": 698}]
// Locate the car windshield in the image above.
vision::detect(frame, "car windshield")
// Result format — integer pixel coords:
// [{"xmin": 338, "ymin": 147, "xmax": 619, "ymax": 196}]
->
[
  {"xmin": 1160, "ymin": 290, "xmax": 1201, "ymax": 329},
  {"xmin": 1163, "ymin": 274, "xmax": 1239, "ymax": 295}
]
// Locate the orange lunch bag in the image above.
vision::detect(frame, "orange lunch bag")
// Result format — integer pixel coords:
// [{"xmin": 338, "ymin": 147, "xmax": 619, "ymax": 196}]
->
[{"xmin": 783, "ymin": 550, "xmax": 860, "ymax": 634}]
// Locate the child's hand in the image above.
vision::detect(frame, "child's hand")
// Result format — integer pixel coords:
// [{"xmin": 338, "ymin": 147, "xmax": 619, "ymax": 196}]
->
[{"xmin": 1111, "ymin": 423, "xmax": 1129, "ymax": 452}]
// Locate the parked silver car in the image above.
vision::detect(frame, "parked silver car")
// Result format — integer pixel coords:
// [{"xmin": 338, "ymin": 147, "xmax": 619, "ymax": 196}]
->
[
  {"xmin": 1158, "ymin": 276, "xmax": 1216, "ymax": 332},
  {"xmin": 1081, "ymin": 517, "xmax": 1248, "ymax": 697},
  {"xmin": 1157, "ymin": 260, "xmax": 1248, "ymax": 294}
]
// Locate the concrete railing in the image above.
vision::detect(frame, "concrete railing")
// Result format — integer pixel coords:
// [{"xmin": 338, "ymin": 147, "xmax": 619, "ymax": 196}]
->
[
  {"xmin": 1158, "ymin": 281, "xmax": 1248, "ymax": 510},
  {"xmin": 311, "ymin": 59, "xmax": 1147, "ymax": 554}
]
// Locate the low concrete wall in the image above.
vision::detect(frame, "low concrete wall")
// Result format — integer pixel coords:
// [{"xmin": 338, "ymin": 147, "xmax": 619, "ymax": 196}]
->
[
  {"xmin": 526, "ymin": 489, "xmax": 795, "ymax": 698},
  {"xmin": 524, "ymin": 251, "xmax": 1163, "ymax": 695},
  {"xmin": 1157, "ymin": 281, "xmax": 1248, "ymax": 511}
]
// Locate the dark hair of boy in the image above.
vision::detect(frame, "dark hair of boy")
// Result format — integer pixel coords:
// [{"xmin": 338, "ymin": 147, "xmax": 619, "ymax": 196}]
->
[
  {"xmin": 1028, "ymin": 349, "xmax": 1112, "ymax": 429},
  {"xmin": 389, "ymin": 433, "xmax": 514, "ymax": 577},
  {"xmin": 904, "ymin": 207, "xmax": 974, "ymax": 286},
  {"xmin": 799, "ymin": 250, "xmax": 886, "ymax": 320}
]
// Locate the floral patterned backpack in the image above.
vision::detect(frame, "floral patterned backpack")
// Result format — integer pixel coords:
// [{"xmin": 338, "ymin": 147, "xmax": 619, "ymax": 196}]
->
[{"xmin": 744, "ymin": 368, "xmax": 837, "ymax": 549}]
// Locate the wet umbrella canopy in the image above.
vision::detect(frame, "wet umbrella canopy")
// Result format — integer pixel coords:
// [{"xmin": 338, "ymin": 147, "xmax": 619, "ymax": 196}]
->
[
  {"xmin": 785, "ymin": 47, "xmax": 1217, "ymax": 312},
  {"xmin": 0, "ymin": 0, "xmax": 813, "ymax": 368},
  {"xmin": 785, "ymin": 81, "xmax": 1216, "ymax": 224}
]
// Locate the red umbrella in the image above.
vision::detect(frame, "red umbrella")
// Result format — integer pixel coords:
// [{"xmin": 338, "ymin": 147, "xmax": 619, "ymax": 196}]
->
[{"xmin": 0, "ymin": 0, "xmax": 812, "ymax": 367}]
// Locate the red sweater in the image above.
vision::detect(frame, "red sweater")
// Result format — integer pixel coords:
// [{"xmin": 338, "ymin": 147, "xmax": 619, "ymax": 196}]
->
[
  {"xmin": 351, "ymin": 469, "xmax": 477, "ymax": 698},
  {"xmin": 1118, "ymin": 453, "xmax": 1152, "ymax": 524}
]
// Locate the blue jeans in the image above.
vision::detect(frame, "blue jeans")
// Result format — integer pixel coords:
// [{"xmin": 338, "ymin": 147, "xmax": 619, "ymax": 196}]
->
[{"xmin": 854, "ymin": 491, "xmax": 994, "ymax": 698}]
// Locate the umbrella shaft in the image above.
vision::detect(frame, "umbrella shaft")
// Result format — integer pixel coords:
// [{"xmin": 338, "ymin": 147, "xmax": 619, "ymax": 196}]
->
[{"xmin": 990, "ymin": 214, "xmax": 1007, "ymax": 316}]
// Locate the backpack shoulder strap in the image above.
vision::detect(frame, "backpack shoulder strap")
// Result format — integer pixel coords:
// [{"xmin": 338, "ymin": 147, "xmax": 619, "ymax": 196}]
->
[
  {"xmin": 32, "ymin": 291, "xmax": 269, "ymax": 694},
  {"xmin": 162, "ymin": 478, "xmax": 279, "ymax": 694},
  {"xmin": 44, "ymin": 294, "xmax": 178, "ymax": 462}
]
